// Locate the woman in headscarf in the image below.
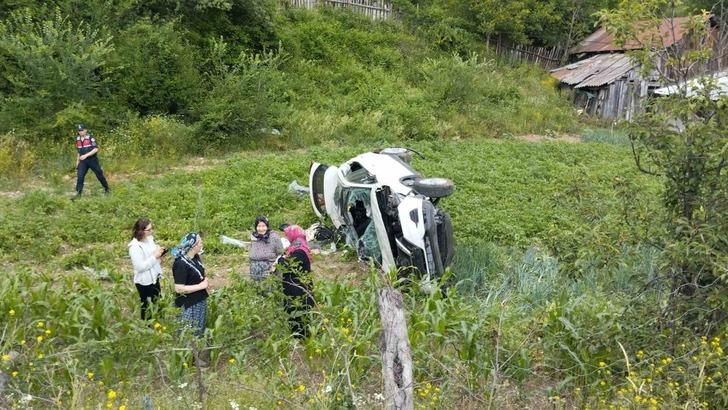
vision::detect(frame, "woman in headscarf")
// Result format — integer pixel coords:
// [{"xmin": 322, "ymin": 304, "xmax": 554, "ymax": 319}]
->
[
  {"xmin": 249, "ymin": 216, "xmax": 284, "ymax": 281},
  {"xmin": 277, "ymin": 224, "xmax": 314, "ymax": 337},
  {"xmin": 171, "ymin": 232, "xmax": 208, "ymax": 338}
]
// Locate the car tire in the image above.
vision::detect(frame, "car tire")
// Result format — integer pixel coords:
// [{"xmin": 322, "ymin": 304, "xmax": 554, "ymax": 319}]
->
[{"xmin": 413, "ymin": 178, "xmax": 455, "ymax": 198}]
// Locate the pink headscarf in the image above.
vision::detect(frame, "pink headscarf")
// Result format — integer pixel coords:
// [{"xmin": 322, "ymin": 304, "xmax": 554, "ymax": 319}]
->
[{"xmin": 284, "ymin": 225, "xmax": 312, "ymax": 262}]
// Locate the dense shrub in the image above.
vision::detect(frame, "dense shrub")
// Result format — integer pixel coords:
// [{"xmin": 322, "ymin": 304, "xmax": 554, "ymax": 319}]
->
[
  {"xmin": 192, "ymin": 50, "xmax": 289, "ymax": 149},
  {"xmin": 113, "ymin": 20, "xmax": 202, "ymax": 116},
  {"xmin": 0, "ymin": 8, "xmax": 116, "ymax": 138}
]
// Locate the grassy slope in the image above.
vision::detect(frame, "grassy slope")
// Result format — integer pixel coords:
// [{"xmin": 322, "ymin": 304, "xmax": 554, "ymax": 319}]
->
[
  {"xmin": 0, "ymin": 137, "xmax": 659, "ymax": 404},
  {"xmin": 0, "ymin": 138, "xmax": 658, "ymax": 270}
]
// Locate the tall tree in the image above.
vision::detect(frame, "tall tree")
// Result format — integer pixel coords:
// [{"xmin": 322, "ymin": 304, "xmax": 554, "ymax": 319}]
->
[{"xmin": 598, "ymin": 0, "xmax": 727, "ymax": 329}]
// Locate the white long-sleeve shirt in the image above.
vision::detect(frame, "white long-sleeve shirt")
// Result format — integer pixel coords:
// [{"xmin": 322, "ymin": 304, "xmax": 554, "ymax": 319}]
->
[{"xmin": 128, "ymin": 236, "xmax": 162, "ymax": 286}]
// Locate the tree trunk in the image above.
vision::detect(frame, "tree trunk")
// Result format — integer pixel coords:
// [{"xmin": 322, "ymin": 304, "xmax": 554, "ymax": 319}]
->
[{"xmin": 378, "ymin": 287, "xmax": 414, "ymax": 410}]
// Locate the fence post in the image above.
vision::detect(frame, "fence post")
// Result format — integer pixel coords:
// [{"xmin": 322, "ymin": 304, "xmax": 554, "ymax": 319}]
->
[{"xmin": 378, "ymin": 287, "xmax": 414, "ymax": 410}]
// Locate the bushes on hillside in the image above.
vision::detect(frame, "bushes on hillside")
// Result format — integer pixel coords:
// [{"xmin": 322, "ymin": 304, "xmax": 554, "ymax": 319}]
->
[
  {"xmin": 113, "ymin": 20, "xmax": 202, "ymax": 116},
  {"xmin": 0, "ymin": 8, "xmax": 116, "ymax": 138}
]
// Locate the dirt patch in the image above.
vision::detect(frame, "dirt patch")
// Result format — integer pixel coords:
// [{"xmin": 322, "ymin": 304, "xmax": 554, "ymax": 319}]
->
[
  {"xmin": 0, "ymin": 191, "xmax": 23, "ymax": 199},
  {"xmin": 105, "ymin": 250, "xmax": 367, "ymax": 292},
  {"xmin": 515, "ymin": 134, "xmax": 582, "ymax": 143},
  {"xmin": 1, "ymin": 157, "xmax": 226, "ymax": 199}
]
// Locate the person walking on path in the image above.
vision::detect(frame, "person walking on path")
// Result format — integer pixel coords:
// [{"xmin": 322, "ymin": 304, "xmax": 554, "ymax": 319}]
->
[
  {"xmin": 128, "ymin": 218, "xmax": 167, "ymax": 320},
  {"xmin": 73, "ymin": 123, "xmax": 109, "ymax": 199}
]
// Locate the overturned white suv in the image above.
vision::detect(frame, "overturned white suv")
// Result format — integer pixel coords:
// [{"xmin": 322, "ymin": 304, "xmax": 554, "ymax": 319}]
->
[{"xmin": 309, "ymin": 148, "xmax": 455, "ymax": 280}]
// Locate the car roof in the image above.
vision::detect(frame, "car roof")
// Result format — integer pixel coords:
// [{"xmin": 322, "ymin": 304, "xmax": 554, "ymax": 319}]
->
[{"xmin": 344, "ymin": 152, "xmax": 418, "ymax": 194}]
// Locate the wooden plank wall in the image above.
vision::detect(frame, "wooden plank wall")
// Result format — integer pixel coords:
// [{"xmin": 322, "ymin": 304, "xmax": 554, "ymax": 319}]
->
[
  {"xmin": 570, "ymin": 68, "xmax": 652, "ymax": 121},
  {"xmin": 287, "ymin": 0, "xmax": 392, "ymax": 20}
]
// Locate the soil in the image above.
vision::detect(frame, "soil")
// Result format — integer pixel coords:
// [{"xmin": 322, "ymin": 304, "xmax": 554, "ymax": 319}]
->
[{"xmin": 515, "ymin": 134, "xmax": 582, "ymax": 143}]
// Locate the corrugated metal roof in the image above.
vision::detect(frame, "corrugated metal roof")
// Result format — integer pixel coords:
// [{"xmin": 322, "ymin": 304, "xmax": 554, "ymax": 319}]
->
[
  {"xmin": 653, "ymin": 71, "xmax": 728, "ymax": 100},
  {"xmin": 571, "ymin": 16, "xmax": 698, "ymax": 54},
  {"xmin": 550, "ymin": 54, "xmax": 636, "ymax": 88}
]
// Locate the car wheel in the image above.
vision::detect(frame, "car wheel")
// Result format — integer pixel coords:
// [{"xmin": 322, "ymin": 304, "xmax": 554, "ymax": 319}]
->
[{"xmin": 413, "ymin": 178, "xmax": 455, "ymax": 198}]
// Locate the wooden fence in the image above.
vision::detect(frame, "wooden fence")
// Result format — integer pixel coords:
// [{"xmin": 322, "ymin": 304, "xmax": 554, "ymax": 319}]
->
[
  {"xmin": 491, "ymin": 39, "xmax": 569, "ymax": 69},
  {"xmin": 288, "ymin": 0, "xmax": 392, "ymax": 20}
]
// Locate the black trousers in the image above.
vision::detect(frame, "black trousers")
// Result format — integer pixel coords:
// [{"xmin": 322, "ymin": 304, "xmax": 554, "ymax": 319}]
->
[
  {"xmin": 135, "ymin": 280, "xmax": 161, "ymax": 320},
  {"xmin": 76, "ymin": 155, "xmax": 109, "ymax": 194}
]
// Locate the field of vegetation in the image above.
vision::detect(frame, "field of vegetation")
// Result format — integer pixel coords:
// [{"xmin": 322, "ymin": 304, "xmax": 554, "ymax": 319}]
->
[
  {"xmin": 1, "ymin": 0, "xmax": 726, "ymax": 409},
  {"xmin": 2, "ymin": 135, "xmax": 726, "ymax": 409}
]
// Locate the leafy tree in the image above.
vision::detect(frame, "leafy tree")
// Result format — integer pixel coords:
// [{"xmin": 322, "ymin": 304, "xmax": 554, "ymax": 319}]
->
[
  {"xmin": 112, "ymin": 20, "xmax": 202, "ymax": 116},
  {"xmin": 134, "ymin": 0, "xmax": 278, "ymax": 51},
  {"xmin": 598, "ymin": 1, "xmax": 727, "ymax": 327},
  {"xmin": 0, "ymin": 7, "xmax": 116, "ymax": 138}
]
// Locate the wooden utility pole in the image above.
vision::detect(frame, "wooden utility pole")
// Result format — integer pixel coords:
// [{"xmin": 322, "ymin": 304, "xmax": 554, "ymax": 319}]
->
[{"xmin": 378, "ymin": 287, "xmax": 414, "ymax": 410}]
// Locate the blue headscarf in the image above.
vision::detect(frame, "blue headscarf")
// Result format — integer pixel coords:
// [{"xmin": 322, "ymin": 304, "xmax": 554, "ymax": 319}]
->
[{"xmin": 171, "ymin": 232, "xmax": 200, "ymax": 258}]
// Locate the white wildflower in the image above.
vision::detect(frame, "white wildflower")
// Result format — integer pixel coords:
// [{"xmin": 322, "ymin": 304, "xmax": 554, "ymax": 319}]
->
[
  {"xmin": 323, "ymin": 385, "xmax": 333, "ymax": 394},
  {"xmin": 178, "ymin": 382, "xmax": 188, "ymax": 389},
  {"xmin": 229, "ymin": 400, "xmax": 240, "ymax": 410}
]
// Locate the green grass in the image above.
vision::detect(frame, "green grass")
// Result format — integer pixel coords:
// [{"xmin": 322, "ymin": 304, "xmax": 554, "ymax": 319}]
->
[
  {"xmin": 580, "ymin": 127, "xmax": 631, "ymax": 145},
  {"xmin": 2, "ymin": 137, "xmax": 727, "ymax": 409},
  {"xmin": 0, "ymin": 139, "xmax": 659, "ymax": 269}
]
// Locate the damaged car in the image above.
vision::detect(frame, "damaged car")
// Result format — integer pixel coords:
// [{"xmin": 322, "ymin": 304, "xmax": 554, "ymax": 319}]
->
[{"xmin": 309, "ymin": 148, "xmax": 455, "ymax": 281}]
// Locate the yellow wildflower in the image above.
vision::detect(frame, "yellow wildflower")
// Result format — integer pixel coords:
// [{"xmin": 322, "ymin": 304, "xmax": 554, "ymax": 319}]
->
[
  {"xmin": 8, "ymin": 309, "xmax": 15, "ymax": 316},
  {"xmin": 228, "ymin": 358, "xmax": 235, "ymax": 364},
  {"xmin": 44, "ymin": 329, "xmax": 51, "ymax": 335},
  {"xmin": 37, "ymin": 353, "xmax": 44, "ymax": 359},
  {"xmin": 37, "ymin": 321, "xmax": 44, "ymax": 328},
  {"xmin": 297, "ymin": 384, "xmax": 306, "ymax": 392},
  {"xmin": 107, "ymin": 389, "xmax": 117, "ymax": 400},
  {"xmin": 598, "ymin": 361, "xmax": 607, "ymax": 368},
  {"xmin": 11, "ymin": 371, "xmax": 18, "ymax": 377},
  {"xmin": 36, "ymin": 335, "xmax": 43, "ymax": 343},
  {"xmin": 106, "ymin": 402, "xmax": 113, "ymax": 409},
  {"xmin": 87, "ymin": 372, "xmax": 94, "ymax": 380},
  {"xmin": 20, "ymin": 340, "xmax": 25, "ymax": 345},
  {"xmin": 1, "ymin": 354, "xmax": 9, "ymax": 362},
  {"xmin": 119, "ymin": 406, "xmax": 127, "ymax": 410},
  {"xmin": 154, "ymin": 322, "xmax": 161, "ymax": 329}
]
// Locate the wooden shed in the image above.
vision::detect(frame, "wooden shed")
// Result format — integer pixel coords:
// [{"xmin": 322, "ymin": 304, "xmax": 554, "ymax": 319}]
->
[
  {"xmin": 550, "ymin": 54, "xmax": 653, "ymax": 121},
  {"xmin": 550, "ymin": 16, "xmax": 722, "ymax": 121}
]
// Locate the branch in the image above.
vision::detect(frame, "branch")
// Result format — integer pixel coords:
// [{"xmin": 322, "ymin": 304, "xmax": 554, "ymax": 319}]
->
[{"xmin": 630, "ymin": 139, "xmax": 662, "ymax": 176}]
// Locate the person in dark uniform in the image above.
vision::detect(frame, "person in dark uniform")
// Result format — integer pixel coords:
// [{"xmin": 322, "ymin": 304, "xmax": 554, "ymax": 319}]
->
[{"xmin": 74, "ymin": 123, "xmax": 109, "ymax": 199}]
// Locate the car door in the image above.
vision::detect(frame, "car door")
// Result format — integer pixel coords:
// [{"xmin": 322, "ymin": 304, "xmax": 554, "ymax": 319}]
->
[{"xmin": 309, "ymin": 162, "xmax": 344, "ymax": 227}]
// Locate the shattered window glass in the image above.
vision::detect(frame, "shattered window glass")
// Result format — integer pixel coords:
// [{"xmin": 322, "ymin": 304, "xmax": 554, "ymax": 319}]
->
[
  {"xmin": 340, "ymin": 188, "xmax": 382, "ymax": 265},
  {"xmin": 343, "ymin": 162, "xmax": 376, "ymax": 184}
]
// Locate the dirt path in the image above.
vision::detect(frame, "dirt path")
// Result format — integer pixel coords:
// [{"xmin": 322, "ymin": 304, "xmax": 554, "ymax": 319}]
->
[
  {"xmin": 514, "ymin": 134, "xmax": 582, "ymax": 143},
  {"xmin": 0, "ymin": 157, "xmax": 226, "ymax": 199}
]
